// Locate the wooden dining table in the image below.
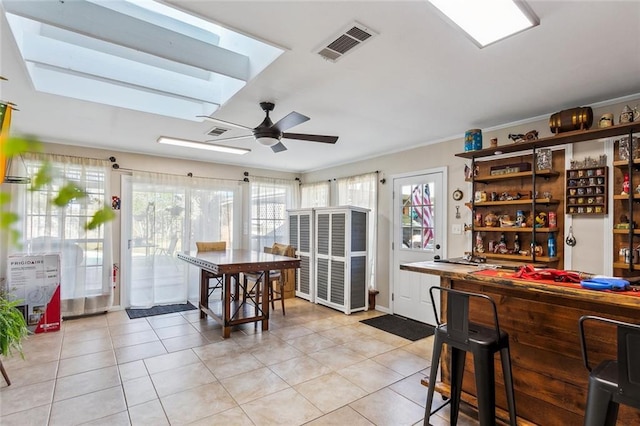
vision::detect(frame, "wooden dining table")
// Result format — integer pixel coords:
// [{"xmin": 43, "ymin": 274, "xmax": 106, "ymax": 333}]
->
[{"xmin": 177, "ymin": 249, "xmax": 300, "ymax": 338}]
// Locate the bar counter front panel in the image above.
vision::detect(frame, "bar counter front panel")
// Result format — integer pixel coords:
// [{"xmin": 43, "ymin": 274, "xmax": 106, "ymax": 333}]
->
[{"xmin": 400, "ymin": 261, "xmax": 640, "ymax": 425}]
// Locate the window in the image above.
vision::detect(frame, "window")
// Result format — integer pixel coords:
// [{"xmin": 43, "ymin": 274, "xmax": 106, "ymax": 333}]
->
[
  {"xmin": 250, "ymin": 177, "xmax": 299, "ymax": 251},
  {"xmin": 300, "ymin": 181, "xmax": 330, "ymax": 208},
  {"xmin": 11, "ymin": 153, "xmax": 113, "ymax": 315},
  {"xmin": 337, "ymin": 172, "xmax": 378, "ymax": 288}
]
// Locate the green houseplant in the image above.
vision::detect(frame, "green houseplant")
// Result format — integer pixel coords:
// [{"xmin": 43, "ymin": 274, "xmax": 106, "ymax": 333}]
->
[{"xmin": 0, "ymin": 287, "xmax": 29, "ymax": 385}]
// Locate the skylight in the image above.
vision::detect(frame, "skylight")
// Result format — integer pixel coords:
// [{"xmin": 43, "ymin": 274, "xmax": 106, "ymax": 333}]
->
[
  {"xmin": 2, "ymin": 0, "xmax": 284, "ymax": 120},
  {"xmin": 427, "ymin": 0, "xmax": 538, "ymax": 47}
]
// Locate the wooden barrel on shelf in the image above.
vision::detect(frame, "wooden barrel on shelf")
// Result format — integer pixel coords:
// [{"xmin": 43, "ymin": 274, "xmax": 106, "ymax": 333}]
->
[{"xmin": 549, "ymin": 107, "xmax": 593, "ymax": 134}]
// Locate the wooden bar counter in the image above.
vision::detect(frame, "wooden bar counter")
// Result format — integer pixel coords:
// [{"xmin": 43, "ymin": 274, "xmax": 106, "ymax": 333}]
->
[{"xmin": 400, "ymin": 261, "xmax": 640, "ymax": 425}]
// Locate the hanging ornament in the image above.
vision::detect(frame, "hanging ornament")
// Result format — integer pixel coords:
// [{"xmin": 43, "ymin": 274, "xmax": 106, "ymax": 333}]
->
[{"xmin": 565, "ymin": 226, "xmax": 577, "ymax": 247}]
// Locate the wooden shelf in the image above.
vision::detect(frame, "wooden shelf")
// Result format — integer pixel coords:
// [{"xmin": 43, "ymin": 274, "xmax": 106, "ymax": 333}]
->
[
  {"xmin": 474, "ymin": 227, "xmax": 558, "ymax": 233},
  {"xmin": 468, "ymin": 198, "xmax": 559, "ymax": 208},
  {"xmin": 613, "ymin": 229, "xmax": 640, "ymax": 234},
  {"xmin": 613, "ymin": 194, "xmax": 640, "ymax": 200},
  {"xmin": 482, "ymin": 252, "xmax": 559, "ymax": 263},
  {"xmin": 473, "ymin": 169, "xmax": 558, "ymax": 183},
  {"xmin": 613, "ymin": 262, "xmax": 639, "ymax": 270},
  {"xmin": 613, "ymin": 159, "xmax": 640, "ymax": 168},
  {"xmin": 455, "ymin": 121, "xmax": 640, "ymax": 159}
]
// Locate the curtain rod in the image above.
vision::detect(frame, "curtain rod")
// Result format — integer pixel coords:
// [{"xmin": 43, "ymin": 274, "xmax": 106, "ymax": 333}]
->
[
  {"xmin": 111, "ymin": 165, "xmax": 244, "ymax": 183},
  {"xmin": 241, "ymin": 171, "xmax": 300, "ymax": 183},
  {"xmin": 296, "ymin": 170, "xmax": 381, "ymax": 184},
  {"xmin": 23, "ymin": 151, "xmax": 113, "ymax": 163}
]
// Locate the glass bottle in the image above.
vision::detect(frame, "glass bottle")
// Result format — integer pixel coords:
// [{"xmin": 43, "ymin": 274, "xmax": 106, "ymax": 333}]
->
[{"xmin": 547, "ymin": 233, "xmax": 557, "ymax": 258}]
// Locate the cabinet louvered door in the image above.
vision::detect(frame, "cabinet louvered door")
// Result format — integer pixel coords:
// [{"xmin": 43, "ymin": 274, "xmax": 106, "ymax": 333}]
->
[
  {"xmin": 313, "ymin": 207, "xmax": 369, "ymax": 314},
  {"xmin": 289, "ymin": 215, "xmax": 298, "ymax": 248},
  {"xmin": 315, "ymin": 212, "xmax": 331, "ymax": 305},
  {"xmin": 350, "ymin": 256, "xmax": 366, "ymax": 309},
  {"xmin": 288, "ymin": 210, "xmax": 315, "ymax": 302},
  {"xmin": 316, "ymin": 257, "xmax": 329, "ymax": 301}
]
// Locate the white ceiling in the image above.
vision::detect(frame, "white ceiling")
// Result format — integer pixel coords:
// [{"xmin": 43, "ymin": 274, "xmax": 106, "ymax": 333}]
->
[{"xmin": 2, "ymin": 1, "xmax": 640, "ymax": 173}]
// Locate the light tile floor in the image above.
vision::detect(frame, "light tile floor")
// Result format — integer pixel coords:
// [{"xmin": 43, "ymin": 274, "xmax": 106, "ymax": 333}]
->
[{"xmin": 0, "ymin": 298, "xmax": 481, "ymax": 425}]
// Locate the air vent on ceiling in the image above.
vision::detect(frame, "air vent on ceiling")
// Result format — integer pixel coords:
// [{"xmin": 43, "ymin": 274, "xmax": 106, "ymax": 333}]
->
[
  {"xmin": 316, "ymin": 21, "xmax": 377, "ymax": 62},
  {"xmin": 207, "ymin": 126, "xmax": 229, "ymax": 137}
]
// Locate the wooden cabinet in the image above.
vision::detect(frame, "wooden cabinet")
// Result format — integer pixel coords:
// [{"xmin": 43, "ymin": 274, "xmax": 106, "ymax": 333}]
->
[
  {"xmin": 466, "ymin": 151, "xmax": 564, "ymax": 264},
  {"xmin": 566, "ymin": 166, "xmax": 608, "ymax": 215},
  {"xmin": 288, "ymin": 209, "xmax": 314, "ymax": 302},
  {"xmin": 314, "ymin": 206, "xmax": 369, "ymax": 314}
]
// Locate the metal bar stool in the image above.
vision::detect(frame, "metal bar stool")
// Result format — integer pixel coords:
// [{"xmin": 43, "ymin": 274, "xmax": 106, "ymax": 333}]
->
[
  {"xmin": 579, "ymin": 315, "xmax": 640, "ymax": 426},
  {"xmin": 424, "ymin": 286, "xmax": 517, "ymax": 426}
]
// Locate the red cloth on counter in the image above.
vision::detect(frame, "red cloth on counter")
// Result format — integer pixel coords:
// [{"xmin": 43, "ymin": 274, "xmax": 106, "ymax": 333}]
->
[{"xmin": 472, "ymin": 267, "xmax": 640, "ymax": 297}]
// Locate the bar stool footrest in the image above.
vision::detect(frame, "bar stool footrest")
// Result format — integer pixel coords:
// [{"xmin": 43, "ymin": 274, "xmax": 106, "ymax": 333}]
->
[{"xmin": 420, "ymin": 378, "xmax": 536, "ymax": 426}]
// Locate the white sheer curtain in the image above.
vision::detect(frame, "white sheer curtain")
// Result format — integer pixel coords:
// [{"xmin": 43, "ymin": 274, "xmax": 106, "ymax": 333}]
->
[
  {"xmin": 300, "ymin": 181, "xmax": 330, "ymax": 208},
  {"xmin": 249, "ymin": 177, "xmax": 299, "ymax": 251},
  {"xmin": 337, "ymin": 172, "xmax": 378, "ymax": 289},
  {"xmin": 127, "ymin": 171, "xmax": 239, "ymax": 307},
  {"xmin": 6, "ymin": 152, "xmax": 113, "ymax": 316}
]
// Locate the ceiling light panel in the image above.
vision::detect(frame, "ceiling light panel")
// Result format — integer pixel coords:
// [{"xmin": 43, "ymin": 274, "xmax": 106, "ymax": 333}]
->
[
  {"xmin": 158, "ymin": 137, "xmax": 250, "ymax": 155},
  {"xmin": 427, "ymin": 0, "xmax": 538, "ymax": 47}
]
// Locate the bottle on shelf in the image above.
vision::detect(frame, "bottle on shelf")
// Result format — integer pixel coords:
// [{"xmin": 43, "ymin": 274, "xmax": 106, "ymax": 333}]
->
[
  {"xmin": 623, "ymin": 172, "xmax": 630, "ymax": 195},
  {"xmin": 547, "ymin": 233, "xmax": 557, "ymax": 258}
]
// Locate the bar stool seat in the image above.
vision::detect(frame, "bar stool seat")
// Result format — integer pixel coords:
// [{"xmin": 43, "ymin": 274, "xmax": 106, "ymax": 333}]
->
[
  {"xmin": 579, "ymin": 315, "xmax": 640, "ymax": 426},
  {"xmin": 424, "ymin": 286, "xmax": 517, "ymax": 426}
]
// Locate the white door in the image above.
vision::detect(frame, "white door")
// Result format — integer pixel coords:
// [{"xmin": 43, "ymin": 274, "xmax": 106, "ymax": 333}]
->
[{"xmin": 392, "ymin": 168, "xmax": 446, "ymax": 325}]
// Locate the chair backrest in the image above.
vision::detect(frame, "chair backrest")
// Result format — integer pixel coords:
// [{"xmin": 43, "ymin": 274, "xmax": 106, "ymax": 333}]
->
[
  {"xmin": 196, "ymin": 241, "xmax": 226, "ymax": 252},
  {"xmin": 579, "ymin": 315, "xmax": 640, "ymax": 396},
  {"xmin": 270, "ymin": 242, "xmax": 293, "ymax": 257},
  {"xmin": 429, "ymin": 286, "xmax": 501, "ymax": 343}
]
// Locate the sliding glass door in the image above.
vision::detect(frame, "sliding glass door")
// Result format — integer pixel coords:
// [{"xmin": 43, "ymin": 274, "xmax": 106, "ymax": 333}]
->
[{"xmin": 121, "ymin": 173, "xmax": 238, "ymax": 308}]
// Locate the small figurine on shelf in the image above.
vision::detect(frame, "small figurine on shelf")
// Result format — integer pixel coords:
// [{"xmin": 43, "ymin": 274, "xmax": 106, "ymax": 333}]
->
[
  {"xmin": 513, "ymin": 233, "xmax": 521, "ymax": 253},
  {"xmin": 535, "ymin": 212, "xmax": 548, "ymax": 228},
  {"xmin": 635, "ymin": 184, "xmax": 640, "ymax": 195},
  {"xmin": 623, "ymin": 173, "xmax": 630, "ymax": 195},
  {"xmin": 475, "ymin": 233, "xmax": 485, "ymax": 253},
  {"xmin": 495, "ymin": 232, "xmax": 508, "ymax": 254},
  {"xmin": 464, "ymin": 164, "xmax": 472, "ymax": 181}
]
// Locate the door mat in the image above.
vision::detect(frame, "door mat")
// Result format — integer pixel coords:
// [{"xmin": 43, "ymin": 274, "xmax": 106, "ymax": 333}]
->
[
  {"xmin": 360, "ymin": 314, "xmax": 435, "ymax": 341},
  {"xmin": 126, "ymin": 302, "xmax": 197, "ymax": 319}
]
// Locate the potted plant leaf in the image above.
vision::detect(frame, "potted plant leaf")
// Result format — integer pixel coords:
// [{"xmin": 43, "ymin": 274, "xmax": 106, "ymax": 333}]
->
[{"xmin": 0, "ymin": 287, "xmax": 29, "ymax": 385}]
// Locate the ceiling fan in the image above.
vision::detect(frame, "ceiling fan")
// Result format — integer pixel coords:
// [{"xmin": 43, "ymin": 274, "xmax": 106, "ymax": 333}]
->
[{"xmin": 198, "ymin": 102, "xmax": 338, "ymax": 153}]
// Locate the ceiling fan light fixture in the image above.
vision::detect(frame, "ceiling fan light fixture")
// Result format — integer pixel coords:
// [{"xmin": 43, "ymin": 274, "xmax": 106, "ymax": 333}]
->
[
  {"xmin": 157, "ymin": 136, "xmax": 250, "ymax": 155},
  {"xmin": 256, "ymin": 136, "xmax": 280, "ymax": 147}
]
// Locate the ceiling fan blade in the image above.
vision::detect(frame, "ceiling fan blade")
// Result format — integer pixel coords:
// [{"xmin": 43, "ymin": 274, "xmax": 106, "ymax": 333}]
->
[
  {"xmin": 271, "ymin": 142, "xmax": 288, "ymax": 153},
  {"xmin": 282, "ymin": 133, "xmax": 338, "ymax": 144},
  {"xmin": 197, "ymin": 115, "xmax": 253, "ymax": 130},
  {"xmin": 272, "ymin": 112, "xmax": 310, "ymax": 132},
  {"xmin": 204, "ymin": 134, "xmax": 253, "ymax": 143}
]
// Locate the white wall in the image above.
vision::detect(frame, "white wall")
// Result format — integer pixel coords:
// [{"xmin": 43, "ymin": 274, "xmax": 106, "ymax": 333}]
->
[{"xmin": 304, "ymin": 98, "xmax": 640, "ymax": 310}]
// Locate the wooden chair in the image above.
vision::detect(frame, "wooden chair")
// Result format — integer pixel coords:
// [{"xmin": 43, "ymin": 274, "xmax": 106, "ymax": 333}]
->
[
  {"xmin": 243, "ymin": 243, "xmax": 293, "ymax": 315},
  {"xmin": 196, "ymin": 241, "xmax": 226, "ymax": 299}
]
